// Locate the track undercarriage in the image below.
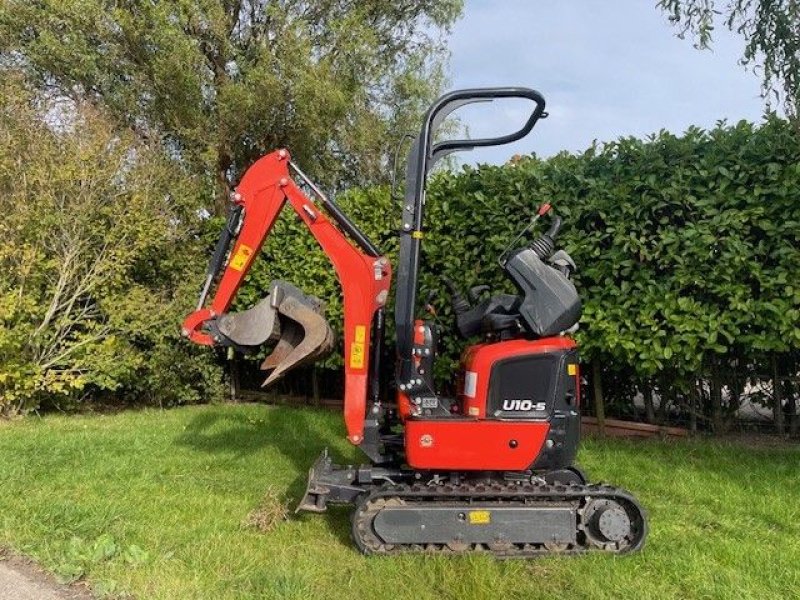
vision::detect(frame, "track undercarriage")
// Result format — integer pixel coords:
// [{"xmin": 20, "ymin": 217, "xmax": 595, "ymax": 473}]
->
[{"xmin": 299, "ymin": 451, "xmax": 647, "ymax": 557}]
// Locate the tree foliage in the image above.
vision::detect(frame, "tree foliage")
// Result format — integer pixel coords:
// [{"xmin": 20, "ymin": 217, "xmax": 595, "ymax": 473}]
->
[
  {"xmin": 0, "ymin": 0, "xmax": 463, "ymax": 213},
  {"xmin": 0, "ymin": 74, "xmax": 223, "ymax": 413},
  {"xmin": 658, "ymin": 0, "xmax": 800, "ymax": 117}
]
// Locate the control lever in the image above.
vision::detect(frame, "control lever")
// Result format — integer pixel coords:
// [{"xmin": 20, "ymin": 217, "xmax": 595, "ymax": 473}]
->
[
  {"xmin": 529, "ymin": 215, "xmax": 562, "ymax": 261},
  {"xmin": 545, "ymin": 214, "xmax": 563, "ymax": 239},
  {"xmin": 498, "ymin": 202, "xmax": 551, "ymax": 266}
]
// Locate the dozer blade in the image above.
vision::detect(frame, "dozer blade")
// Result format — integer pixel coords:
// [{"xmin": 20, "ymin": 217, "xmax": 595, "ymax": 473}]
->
[
  {"xmin": 295, "ymin": 449, "xmax": 363, "ymax": 513},
  {"xmin": 259, "ymin": 281, "xmax": 334, "ymax": 387},
  {"xmin": 296, "ymin": 450, "xmax": 335, "ymax": 513}
]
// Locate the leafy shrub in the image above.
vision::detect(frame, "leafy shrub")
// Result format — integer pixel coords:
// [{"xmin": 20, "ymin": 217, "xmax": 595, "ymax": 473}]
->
[{"xmin": 0, "ymin": 74, "xmax": 224, "ymax": 413}]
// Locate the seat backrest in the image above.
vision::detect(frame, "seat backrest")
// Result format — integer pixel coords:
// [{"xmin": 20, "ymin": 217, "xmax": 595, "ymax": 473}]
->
[{"xmin": 504, "ymin": 248, "xmax": 582, "ymax": 337}]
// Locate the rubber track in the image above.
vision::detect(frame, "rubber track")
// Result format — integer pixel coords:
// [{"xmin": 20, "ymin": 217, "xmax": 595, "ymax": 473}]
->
[{"xmin": 352, "ymin": 480, "xmax": 647, "ymax": 557}]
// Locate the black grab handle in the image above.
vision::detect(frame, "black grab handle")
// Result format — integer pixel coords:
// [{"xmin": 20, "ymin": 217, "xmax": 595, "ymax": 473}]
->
[
  {"xmin": 546, "ymin": 214, "xmax": 563, "ymax": 239},
  {"xmin": 427, "ymin": 88, "xmax": 547, "ymax": 166}
]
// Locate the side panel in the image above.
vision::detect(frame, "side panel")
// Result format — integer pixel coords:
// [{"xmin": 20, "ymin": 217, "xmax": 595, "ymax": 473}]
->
[
  {"xmin": 460, "ymin": 337, "xmax": 577, "ymax": 418},
  {"xmin": 404, "ymin": 419, "xmax": 550, "ymax": 471},
  {"xmin": 458, "ymin": 337, "xmax": 581, "ymax": 471},
  {"xmin": 372, "ymin": 505, "xmax": 576, "ymax": 545},
  {"xmin": 486, "ymin": 353, "xmax": 560, "ymax": 419},
  {"xmin": 530, "ymin": 352, "xmax": 581, "ymax": 471}
]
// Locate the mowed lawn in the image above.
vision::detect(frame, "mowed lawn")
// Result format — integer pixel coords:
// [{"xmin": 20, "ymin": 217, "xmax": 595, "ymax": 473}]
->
[{"xmin": 1, "ymin": 405, "xmax": 798, "ymax": 600}]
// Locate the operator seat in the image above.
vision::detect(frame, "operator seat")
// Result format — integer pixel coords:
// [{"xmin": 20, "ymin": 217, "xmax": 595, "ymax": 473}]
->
[
  {"xmin": 503, "ymin": 246, "xmax": 581, "ymax": 337},
  {"xmin": 447, "ymin": 233, "xmax": 582, "ymax": 340}
]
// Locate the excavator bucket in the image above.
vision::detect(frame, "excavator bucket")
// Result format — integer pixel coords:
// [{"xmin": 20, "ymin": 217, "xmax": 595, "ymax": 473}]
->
[
  {"xmin": 216, "ymin": 280, "xmax": 334, "ymax": 387},
  {"xmin": 217, "ymin": 297, "xmax": 281, "ymax": 347}
]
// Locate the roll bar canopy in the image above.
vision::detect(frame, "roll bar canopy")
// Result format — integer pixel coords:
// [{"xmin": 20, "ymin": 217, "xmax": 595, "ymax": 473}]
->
[{"xmin": 394, "ymin": 87, "xmax": 547, "ymax": 380}]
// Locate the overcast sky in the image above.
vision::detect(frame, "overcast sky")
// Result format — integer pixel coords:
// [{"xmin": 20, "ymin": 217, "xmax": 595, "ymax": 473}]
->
[{"xmin": 445, "ymin": 0, "xmax": 768, "ymax": 164}]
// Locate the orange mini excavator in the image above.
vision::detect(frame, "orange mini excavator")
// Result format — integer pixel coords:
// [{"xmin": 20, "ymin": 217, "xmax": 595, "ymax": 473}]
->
[{"xmin": 182, "ymin": 88, "xmax": 647, "ymax": 556}]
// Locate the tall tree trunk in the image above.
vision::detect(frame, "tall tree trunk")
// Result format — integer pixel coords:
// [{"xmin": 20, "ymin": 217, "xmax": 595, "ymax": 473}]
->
[
  {"xmin": 642, "ymin": 381, "xmax": 656, "ymax": 424},
  {"xmin": 773, "ymin": 356, "xmax": 784, "ymax": 435},
  {"xmin": 215, "ymin": 148, "xmax": 233, "ymax": 216},
  {"xmin": 592, "ymin": 361, "xmax": 606, "ymax": 436}
]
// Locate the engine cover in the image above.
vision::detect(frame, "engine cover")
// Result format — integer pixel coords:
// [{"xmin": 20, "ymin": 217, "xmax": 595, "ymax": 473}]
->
[
  {"xmin": 402, "ymin": 337, "xmax": 581, "ymax": 472},
  {"xmin": 463, "ymin": 337, "xmax": 581, "ymax": 471},
  {"xmin": 504, "ymin": 248, "xmax": 582, "ymax": 337}
]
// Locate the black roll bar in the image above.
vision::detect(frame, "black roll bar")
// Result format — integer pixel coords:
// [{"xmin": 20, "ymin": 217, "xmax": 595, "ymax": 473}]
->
[{"xmin": 394, "ymin": 87, "xmax": 547, "ymax": 378}]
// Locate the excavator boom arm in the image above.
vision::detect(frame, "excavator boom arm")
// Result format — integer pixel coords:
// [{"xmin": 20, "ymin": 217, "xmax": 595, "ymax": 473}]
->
[{"xmin": 182, "ymin": 149, "xmax": 392, "ymax": 445}]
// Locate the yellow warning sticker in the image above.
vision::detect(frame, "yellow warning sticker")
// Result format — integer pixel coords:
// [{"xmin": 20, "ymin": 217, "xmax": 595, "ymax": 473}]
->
[
  {"xmin": 355, "ymin": 325, "xmax": 366, "ymax": 343},
  {"xmin": 349, "ymin": 325, "xmax": 367, "ymax": 369},
  {"xmin": 229, "ymin": 244, "xmax": 253, "ymax": 271},
  {"xmin": 468, "ymin": 510, "xmax": 491, "ymax": 525},
  {"xmin": 349, "ymin": 343, "xmax": 364, "ymax": 369},
  {"xmin": 567, "ymin": 364, "xmax": 578, "ymax": 376}
]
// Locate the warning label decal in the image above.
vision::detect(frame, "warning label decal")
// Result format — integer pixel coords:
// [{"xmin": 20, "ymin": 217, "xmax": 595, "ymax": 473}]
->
[{"xmin": 229, "ymin": 244, "xmax": 253, "ymax": 271}]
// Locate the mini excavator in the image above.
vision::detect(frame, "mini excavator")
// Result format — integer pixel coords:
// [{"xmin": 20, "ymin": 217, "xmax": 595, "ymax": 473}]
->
[{"xmin": 182, "ymin": 88, "xmax": 647, "ymax": 556}]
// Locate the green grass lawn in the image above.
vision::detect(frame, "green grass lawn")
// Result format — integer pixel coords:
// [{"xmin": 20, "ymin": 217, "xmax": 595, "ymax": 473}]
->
[{"xmin": 1, "ymin": 404, "xmax": 798, "ymax": 600}]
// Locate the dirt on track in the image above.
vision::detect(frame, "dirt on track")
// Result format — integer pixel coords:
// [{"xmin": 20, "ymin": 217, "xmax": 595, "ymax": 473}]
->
[{"xmin": 0, "ymin": 549, "xmax": 93, "ymax": 600}]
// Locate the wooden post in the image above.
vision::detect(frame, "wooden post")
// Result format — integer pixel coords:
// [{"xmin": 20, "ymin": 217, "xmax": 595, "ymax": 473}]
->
[
  {"xmin": 657, "ymin": 384, "xmax": 673, "ymax": 425},
  {"xmin": 312, "ymin": 366, "xmax": 321, "ymax": 407},
  {"xmin": 773, "ymin": 356, "xmax": 784, "ymax": 435},
  {"xmin": 592, "ymin": 361, "xmax": 606, "ymax": 436},
  {"xmin": 709, "ymin": 361, "xmax": 723, "ymax": 434},
  {"xmin": 689, "ymin": 380, "xmax": 698, "ymax": 435},
  {"xmin": 642, "ymin": 381, "xmax": 656, "ymax": 424},
  {"xmin": 227, "ymin": 348, "xmax": 239, "ymax": 403},
  {"xmin": 788, "ymin": 378, "xmax": 798, "ymax": 438}
]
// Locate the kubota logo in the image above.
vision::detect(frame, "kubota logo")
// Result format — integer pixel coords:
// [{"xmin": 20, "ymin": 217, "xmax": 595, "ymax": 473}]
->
[{"xmin": 502, "ymin": 399, "xmax": 546, "ymax": 412}]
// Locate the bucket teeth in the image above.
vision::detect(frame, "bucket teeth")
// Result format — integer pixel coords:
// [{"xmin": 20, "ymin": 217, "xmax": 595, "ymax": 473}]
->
[
  {"xmin": 214, "ymin": 280, "xmax": 334, "ymax": 386},
  {"xmin": 260, "ymin": 318, "xmax": 304, "ymax": 372}
]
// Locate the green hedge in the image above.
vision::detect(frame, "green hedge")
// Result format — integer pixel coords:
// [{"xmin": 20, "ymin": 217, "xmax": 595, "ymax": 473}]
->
[{"xmin": 233, "ymin": 116, "xmax": 800, "ymax": 430}]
